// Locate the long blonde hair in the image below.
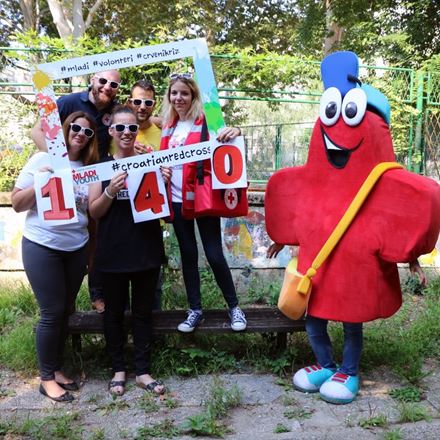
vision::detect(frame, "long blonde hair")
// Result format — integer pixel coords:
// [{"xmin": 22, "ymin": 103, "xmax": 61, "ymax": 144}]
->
[{"xmin": 162, "ymin": 77, "xmax": 203, "ymax": 125}]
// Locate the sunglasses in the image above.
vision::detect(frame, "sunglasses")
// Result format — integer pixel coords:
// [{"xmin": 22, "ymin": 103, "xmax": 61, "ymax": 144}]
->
[
  {"xmin": 169, "ymin": 73, "xmax": 192, "ymax": 80},
  {"xmin": 95, "ymin": 77, "xmax": 120, "ymax": 89},
  {"xmin": 70, "ymin": 123, "xmax": 94, "ymax": 138},
  {"xmin": 128, "ymin": 98, "xmax": 155, "ymax": 107},
  {"xmin": 110, "ymin": 123, "xmax": 139, "ymax": 133}
]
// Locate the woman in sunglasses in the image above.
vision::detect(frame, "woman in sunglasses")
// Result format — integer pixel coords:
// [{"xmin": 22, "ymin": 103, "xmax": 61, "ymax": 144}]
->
[
  {"xmin": 11, "ymin": 111, "xmax": 98, "ymax": 402},
  {"xmin": 160, "ymin": 74, "xmax": 247, "ymax": 333},
  {"xmin": 89, "ymin": 105, "xmax": 168, "ymax": 397}
]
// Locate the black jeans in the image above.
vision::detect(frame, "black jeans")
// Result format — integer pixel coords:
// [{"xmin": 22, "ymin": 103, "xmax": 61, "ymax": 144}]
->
[
  {"xmin": 22, "ymin": 237, "xmax": 87, "ymax": 381},
  {"xmin": 101, "ymin": 269, "xmax": 160, "ymax": 375},
  {"xmin": 172, "ymin": 202, "xmax": 238, "ymax": 311}
]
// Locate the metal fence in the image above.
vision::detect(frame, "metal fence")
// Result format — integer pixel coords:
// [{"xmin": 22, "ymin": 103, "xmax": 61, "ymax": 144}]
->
[{"xmin": 1, "ymin": 47, "xmax": 440, "ymax": 187}]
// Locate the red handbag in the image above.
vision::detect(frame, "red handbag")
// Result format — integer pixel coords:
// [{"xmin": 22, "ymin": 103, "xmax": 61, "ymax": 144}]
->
[{"xmin": 193, "ymin": 161, "xmax": 248, "ymax": 218}]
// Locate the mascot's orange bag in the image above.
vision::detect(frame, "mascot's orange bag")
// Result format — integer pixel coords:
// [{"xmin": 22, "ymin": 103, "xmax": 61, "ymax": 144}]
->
[{"xmin": 278, "ymin": 162, "xmax": 403, "ymax": 320}]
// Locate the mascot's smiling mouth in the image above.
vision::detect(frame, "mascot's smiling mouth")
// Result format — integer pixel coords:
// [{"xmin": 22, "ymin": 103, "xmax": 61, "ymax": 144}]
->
[{"xmin": 321, "ymin": 126, "xmax": 363, "ymax": 169}]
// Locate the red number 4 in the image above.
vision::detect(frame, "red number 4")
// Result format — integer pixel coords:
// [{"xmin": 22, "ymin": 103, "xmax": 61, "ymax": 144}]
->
[
  {"xmin": 134, "ymin": 172, "xmax": 165, "ymax": 214},
  {"xmin": 41, "ymin": 176, "xmax": 75, "ymax": 220}
]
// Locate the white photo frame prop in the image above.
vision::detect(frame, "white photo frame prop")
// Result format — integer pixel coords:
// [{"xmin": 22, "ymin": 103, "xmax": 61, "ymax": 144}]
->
[{"xmin": 32, "ymin": 38, "xmax": 246, "ymax": 224}]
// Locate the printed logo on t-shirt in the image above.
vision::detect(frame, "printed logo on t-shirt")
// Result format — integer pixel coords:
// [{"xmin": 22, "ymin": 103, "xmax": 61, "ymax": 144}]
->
[
  {"xmin": 102, "ymin": 113, "xmax": 112, "ymax": 126},
  {"xmin": 116, "ymin": 189, "xmax": 129, "ymax": 200}
]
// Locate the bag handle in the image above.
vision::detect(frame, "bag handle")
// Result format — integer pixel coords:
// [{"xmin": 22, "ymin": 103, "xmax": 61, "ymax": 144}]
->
[
  {"xmin": 196, "ymin": 119, "xmax": 209, "ymax": 184},
  {"xmin": 297, "ymin": 162, "xmax": 403, "ymax": 294}
]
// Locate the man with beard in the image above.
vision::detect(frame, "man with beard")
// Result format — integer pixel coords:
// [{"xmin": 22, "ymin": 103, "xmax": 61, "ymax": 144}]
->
[
  {"xmin": 31, "ymin": 70, "xmax": 121, "ymax": 314},
  {"xmin": 126, "ymin": 79, "xmax": 162, "ymax": 154},
  {"xmin": 32, "ymin": 70, "xmax": 121, "ymax": 159}
]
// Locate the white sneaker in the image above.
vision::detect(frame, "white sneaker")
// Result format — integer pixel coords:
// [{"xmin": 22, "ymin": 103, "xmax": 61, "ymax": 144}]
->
[
  {"xmin": 177, "ymin": 309, "xmax": 203, "ymax": 333},
  {"xmin": 229, "ymin": 306, "xmax": 247, "ymax": 331}
]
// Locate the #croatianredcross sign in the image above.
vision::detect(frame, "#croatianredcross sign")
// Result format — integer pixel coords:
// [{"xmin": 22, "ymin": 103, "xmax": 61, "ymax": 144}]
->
[{"xmin": 32, "ymin": 38, "xmax": 247, "ymax": 224}]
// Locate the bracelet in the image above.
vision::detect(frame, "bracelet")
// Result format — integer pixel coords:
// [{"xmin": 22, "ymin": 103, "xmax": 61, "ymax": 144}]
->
[{"xmin": 104, "ymin": 187, "xmax": 116, "ymax": 199}]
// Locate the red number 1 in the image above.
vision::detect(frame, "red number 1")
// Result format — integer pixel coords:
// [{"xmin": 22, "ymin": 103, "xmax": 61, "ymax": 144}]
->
[
  {"xmin": 41, "ymin": 177, "xmax": 75, "ymax": 220},
  {"xmin": 134, "ymin": 172, "xmax": 165, "ymax": 214}
]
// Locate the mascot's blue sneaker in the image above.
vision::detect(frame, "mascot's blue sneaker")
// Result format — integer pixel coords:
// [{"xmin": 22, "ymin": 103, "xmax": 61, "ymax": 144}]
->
[
  {"xmin": 293, "ymin": 364, "xmax": 335, "ymax": 393},
  {"xmin": 319, "ymin": 372, "xmax": 359, "ymax": 404}
]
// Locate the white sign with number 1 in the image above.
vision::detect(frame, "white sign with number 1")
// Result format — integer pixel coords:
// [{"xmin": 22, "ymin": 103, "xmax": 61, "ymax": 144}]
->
[{"xmin": 34, "ymin": 168, "xmax": 78, "ymax": 226}]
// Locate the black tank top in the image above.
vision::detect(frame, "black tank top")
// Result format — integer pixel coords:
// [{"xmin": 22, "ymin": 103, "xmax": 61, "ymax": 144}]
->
[{"xmin": 95, "ymin": 156, "xmax": 165, "ymax": 272}]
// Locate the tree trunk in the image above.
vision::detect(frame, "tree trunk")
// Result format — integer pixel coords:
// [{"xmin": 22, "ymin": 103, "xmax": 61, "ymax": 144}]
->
[
  {"xmin": 324, "ymin": 0, "xmax": 344, "ymax": 55},
  {"xmin": 19, "ymin": 0, "xmax": 37, "ymax": 31},
  {"xmin": 46, "ymin": 0, "xmax": 73, "ymax": 40}
]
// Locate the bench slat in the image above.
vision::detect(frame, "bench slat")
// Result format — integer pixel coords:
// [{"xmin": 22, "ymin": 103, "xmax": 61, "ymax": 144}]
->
[{"xmin": 68, "ymin": 307, "xmax": 305, "ymax": 335}]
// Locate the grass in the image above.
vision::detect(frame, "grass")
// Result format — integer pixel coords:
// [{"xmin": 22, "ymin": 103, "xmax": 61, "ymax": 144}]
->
[
  {"xmin": 0, "ymin": 412, "xmax": 83, "ymax": 439},
  {"xmin": 383, "ymin": 429, "xmax": 403, "ymax": 440},
  {"xmin": 396, "ymin": 402, "xmax": 431, "ymax": 423},
  {"xmin": 181, "ymin": 377, "xmax": 242, "ymax": 437},
  {"xmin": 137, "ymin": 392, "xmax": 160, "ymax": 413},
  {"xmin": 135, "ymin": 418, "xmax": 181, "ymax": 439},
  {"xmin": 358, "ymin": 414, "xmax": 388, "ymax": 429},
  {"xmin": 389, "ymin": 386, "xmax": 423, "ymax": 402},
  {"xmin": 283, "ymin": 407, "xmax": 313, "ymax": 420},
  {"xmin": 1, "ymin": 274, "xmax": 440, "ymax": 386},
  {"xmin": 274, "ymin": 423, "xmax": 291, "ymax": 433},
  {"xmin": 95, "ymin": 398, "xmax": 130, "ymax": 416}
]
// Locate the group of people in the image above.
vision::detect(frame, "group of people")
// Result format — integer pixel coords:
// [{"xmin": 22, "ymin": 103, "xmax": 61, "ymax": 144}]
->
[{"xmin": 12, "ymin": 69, "xmax": 247, "ymax": 402}]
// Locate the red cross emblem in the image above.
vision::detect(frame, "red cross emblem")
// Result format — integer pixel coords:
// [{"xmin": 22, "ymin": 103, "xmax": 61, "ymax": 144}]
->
[{"xmin": 224, "ymin": 189, "xmax": 238, "ymax": 209}]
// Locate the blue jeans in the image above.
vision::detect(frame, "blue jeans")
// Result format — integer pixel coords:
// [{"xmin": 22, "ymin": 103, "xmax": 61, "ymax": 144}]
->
[
  {"xmin": 305, "ymin": 315, "xmax": 363, "ymax": 376},
  {"xmin": 172, "ymin": 202, "xmax": 238, "ymax": 311}
]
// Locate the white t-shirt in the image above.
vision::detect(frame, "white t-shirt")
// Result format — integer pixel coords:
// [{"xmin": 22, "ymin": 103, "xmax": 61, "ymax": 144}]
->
[
  {"xmin": 15, "ymin": 152, "xmax": 89, "ymax": 251},
  {"xmin": 168, "ymin": 119, "xmax": 194, "ymax": 203}
]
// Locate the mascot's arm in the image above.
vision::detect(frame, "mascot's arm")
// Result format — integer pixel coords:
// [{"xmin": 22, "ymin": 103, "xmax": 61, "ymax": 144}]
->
[
  {"xmin": 265, "ymin": 167, "xmax": 303, "ymax": 246},
  {"xmin": 376, "ymin": 170, "xmax": 440, "ymax": 263}
]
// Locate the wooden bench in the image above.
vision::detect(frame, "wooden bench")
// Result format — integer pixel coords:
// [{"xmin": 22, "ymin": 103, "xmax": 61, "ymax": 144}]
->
[{"xmin": 68, "ymin": 307, "xmax": 305, "ymax": 352}]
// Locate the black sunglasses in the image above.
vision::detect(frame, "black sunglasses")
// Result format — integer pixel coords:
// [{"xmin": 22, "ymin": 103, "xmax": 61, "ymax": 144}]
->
[
  {"xmin": 95, "ymin": 76, "xmax": 120, "ymax": 89},
  {"xmin": 110, "ymin": 123, "xmax": 139, "ymax": 133},
  {"xmin": 129, "ymin": 98, "xmax": 155, "ymax": 107},
  {"xmin": 70, "ymin": 123, "xmax": 94, "ymax": 138}
]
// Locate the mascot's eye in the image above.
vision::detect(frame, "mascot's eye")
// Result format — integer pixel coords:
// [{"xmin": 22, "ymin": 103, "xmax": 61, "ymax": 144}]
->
[
  {"xmin": 342, "ymin": 88, "xmax": 367, "ymax": 126},
  {"xmin": 319, "ymin": 87, "xmax": 341, "ymax": 126},
  {"xmin": 326, "ymin": 102, "xmax": 338, "ymax": 118}
]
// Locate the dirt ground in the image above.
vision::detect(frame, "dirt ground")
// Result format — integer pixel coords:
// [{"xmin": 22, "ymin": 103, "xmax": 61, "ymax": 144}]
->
[{"xmin": 1, "ymin": 361, "xmax": 440, "ymax": 439}]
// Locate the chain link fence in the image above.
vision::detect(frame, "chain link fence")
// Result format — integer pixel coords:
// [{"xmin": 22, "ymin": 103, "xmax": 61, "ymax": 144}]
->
[{"xmin": 1, "ymin": 48, "xmax": 440, "ymax": 189}]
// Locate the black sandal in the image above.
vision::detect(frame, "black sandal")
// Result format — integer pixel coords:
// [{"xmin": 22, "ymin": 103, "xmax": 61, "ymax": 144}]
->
[
  {"xmin": 39, "ymin": 383, "xmax": 74, "ymax": 403},
  {"xmin": 57, "ymin": 381, "xmax": 79, "ymax": 392},
  {"xmin": 108, "ymin": 380, "xmax": 126, "ymax": 396},
  {"xmin": 137, "ymin": 379, "xmax": 165, "ymax": 395}
]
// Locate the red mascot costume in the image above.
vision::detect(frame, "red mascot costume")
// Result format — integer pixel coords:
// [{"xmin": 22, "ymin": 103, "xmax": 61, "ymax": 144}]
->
[{"xmin": 265, "ymin": 51, "xmax": 440, "ymax": 404}]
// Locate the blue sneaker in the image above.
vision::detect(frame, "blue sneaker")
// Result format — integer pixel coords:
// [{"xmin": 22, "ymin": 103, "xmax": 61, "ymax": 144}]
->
[
  {"xmin": 319, "ymin": 372, "xmax": 360, "ymax": 404},
  {"xmin": 293, "ymin": 364, "xmax": 335, "ymax": 393},
  {"xmin": 177, "ymin": 309, "xmax": 203, "ymax": 333}
]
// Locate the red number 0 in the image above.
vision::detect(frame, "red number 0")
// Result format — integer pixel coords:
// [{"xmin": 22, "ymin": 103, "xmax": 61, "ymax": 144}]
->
[
  {"xmin": 212, "ymin": 145, "xmax": 243, "ymax": 184},
  {"xmin": 134, "ymin": 172, "xmax": 165, "ymax": 214},
  {"xmin": 41, "ymin": 176, "xmax": 75, "ymax": 220}
]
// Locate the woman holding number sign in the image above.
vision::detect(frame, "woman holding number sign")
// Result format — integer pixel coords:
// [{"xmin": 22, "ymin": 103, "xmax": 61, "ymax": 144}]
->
[
  {"xmin": 89, "ymin": 105, "xmax": 169, "ymax": 396},
  {"xmin": 160, "ymin": 73, "xmax": 247, "ymax": 333},
  {"xmin": 11, "ymin": 111, "xmax": 98, "ymax": 402}
]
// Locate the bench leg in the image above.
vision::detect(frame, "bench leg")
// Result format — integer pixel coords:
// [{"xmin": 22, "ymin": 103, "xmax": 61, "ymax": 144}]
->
[
  {"xmin": 71, "ymin": 334, "xmax": 82, "ymax": 353},
  {"xmin": 276, "ymin": 333, "xmax": 287, "ymax": 351}
]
